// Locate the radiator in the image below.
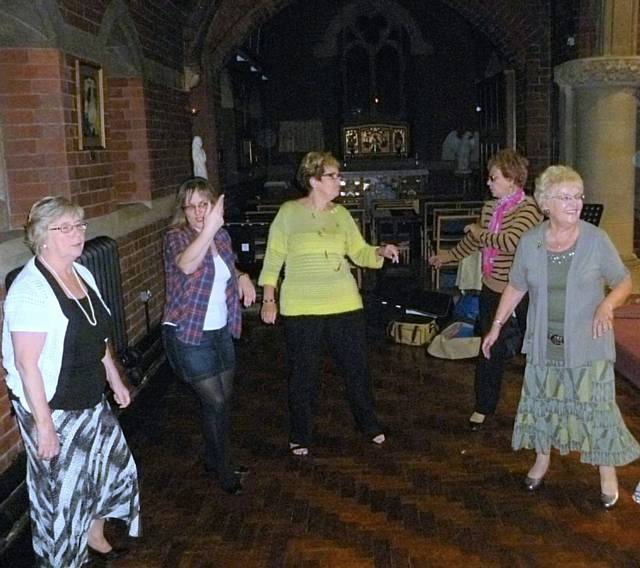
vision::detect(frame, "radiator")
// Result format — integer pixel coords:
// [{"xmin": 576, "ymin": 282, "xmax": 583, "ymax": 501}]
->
[{"xmin": 78, "ymin": 236, "xmax": 128, "ymax": 356}]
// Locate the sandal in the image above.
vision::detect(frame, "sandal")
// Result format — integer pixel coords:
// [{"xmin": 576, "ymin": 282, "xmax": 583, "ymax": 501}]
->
[
  {"xmin": 370, "ymin": 433, "xmax": 386, "ymax": 445},
  {"xmin": 289, "ymin": 443, "xmax": 309, "ymax": 456}
]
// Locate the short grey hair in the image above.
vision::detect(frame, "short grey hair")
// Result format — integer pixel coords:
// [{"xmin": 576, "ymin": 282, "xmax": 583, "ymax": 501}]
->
[
  {"xmin": 25, "ymin": 196, "xmax": 84, "ymax": 255},
  {"xmin": 534, "ymin": 165, "xmax": 584, "ymax": 211}
]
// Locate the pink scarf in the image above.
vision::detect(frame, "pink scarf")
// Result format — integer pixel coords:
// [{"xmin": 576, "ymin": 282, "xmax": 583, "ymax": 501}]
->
[{"xmin": 482, "ymin": 187, "xmax": 525, "ymax": 277}]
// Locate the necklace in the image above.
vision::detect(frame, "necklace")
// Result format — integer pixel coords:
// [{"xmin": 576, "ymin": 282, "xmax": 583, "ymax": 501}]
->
[
  {"xmin": 548, "ymin": 248, "xmax": 575, "ymax": 265},
  {"xmin": 39, "ymin": 257, "xmax": 97, "ymax": 326}
]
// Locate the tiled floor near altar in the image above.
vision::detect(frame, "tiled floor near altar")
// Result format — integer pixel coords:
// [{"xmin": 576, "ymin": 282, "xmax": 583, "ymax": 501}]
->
[{"xmin": 7, "ymin": 311, "xmax": 640, "ymax": 567}]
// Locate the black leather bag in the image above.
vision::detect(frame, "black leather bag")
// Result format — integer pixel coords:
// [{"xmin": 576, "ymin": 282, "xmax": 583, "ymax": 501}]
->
[{"xmin": 495, "ymin": 315, "xmax": 524, "ymax": 360}]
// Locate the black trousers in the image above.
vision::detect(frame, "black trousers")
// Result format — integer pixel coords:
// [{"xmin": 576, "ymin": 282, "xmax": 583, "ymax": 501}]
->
[
  {"xmin": 283, "ymin": 309, "xmax": 383, "ymax": 446},
  {"xmin": 474, "ymin": 285, "xmax": 528, "ymax": 415}
]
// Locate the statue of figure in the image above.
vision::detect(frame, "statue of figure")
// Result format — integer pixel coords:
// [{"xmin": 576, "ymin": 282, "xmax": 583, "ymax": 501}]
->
[
  {"xmin": 192, "ymin": 135, "xmax": 207, "ymax": 179},
  {"xmin": 455, "ymin": 131, "xmax": 474, "ymax": 175}
]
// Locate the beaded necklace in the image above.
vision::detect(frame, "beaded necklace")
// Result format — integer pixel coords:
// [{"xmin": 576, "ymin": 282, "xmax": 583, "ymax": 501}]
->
[{"xmin": 39, "ymin": 257, "xmax": 97, "ymax": 326}]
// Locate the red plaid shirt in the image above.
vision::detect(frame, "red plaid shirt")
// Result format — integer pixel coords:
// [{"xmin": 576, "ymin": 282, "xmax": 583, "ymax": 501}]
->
[{"xmin": 163, "ymin": 225, "xmax": 242, "ymax": 344}]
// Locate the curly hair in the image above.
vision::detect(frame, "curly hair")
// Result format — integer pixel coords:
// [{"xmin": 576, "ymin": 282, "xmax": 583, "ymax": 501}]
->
[
  {"xmin": 487, "ymin": 148, "xmax": 529, "ymax": 188},
  {"xmin": 534, "ymin": 165, "xmax": 584, "ymax": 210},
  {"xmin": 296, "ymin": 151, "xmax": 341, "ymax": 194},
  {"xmin": 25, "ymin": 196, "xmax": 84, "ymax": 255}
]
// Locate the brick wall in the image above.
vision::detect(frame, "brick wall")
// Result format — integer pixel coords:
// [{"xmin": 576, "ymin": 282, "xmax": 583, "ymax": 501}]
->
[
  {"xmin": 118, "ymin": 218, "xmax": 168, "ymax": 345},
  {"xmin": 0, "ymin": 0, "xmax": 191, "ymax": 473},
  {"xmin": 0, "ymin": 48, "xmax": 71, "ymax": 228},
  {"xmin": 144, "ymin": 81, "xmax": 192, "ymax": 200},
  {"xmin": 108, "ymin": 76, "xmax": 153, "ymax": 204}
]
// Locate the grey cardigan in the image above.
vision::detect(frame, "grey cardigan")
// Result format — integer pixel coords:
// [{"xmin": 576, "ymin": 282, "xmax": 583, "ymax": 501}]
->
[{"xmin": 509, "ymin": 220, "xmax": 629, "ymax": 367}]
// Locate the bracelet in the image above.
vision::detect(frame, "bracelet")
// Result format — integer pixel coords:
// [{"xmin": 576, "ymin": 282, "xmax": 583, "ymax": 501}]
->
[
  {"xmin": 237, "ymin": 272, "xmax": 248, "ymax": 280},
  {"xmin": 262, "ymin": 299, "xmax": 276, "ymax": 304},
  {"xmin": 493, "ymin": 319, "xmax": 503, "ymax": 327}
]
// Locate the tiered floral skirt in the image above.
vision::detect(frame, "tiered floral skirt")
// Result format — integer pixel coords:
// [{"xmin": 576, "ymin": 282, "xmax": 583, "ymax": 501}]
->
[{"xmin": 512, "ymin": 359, "xmax": 640, "ymax": 466}]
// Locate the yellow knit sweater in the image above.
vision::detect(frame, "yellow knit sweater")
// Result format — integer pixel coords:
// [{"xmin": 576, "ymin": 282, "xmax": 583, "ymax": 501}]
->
[{"xmin": 258, "ymin": 200, "xmax": 383, "ymax": 315}]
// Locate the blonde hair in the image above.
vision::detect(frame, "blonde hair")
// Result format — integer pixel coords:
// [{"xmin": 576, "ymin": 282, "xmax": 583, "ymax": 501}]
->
[
  {"xmin": 170, "ymin": 177, "xmax": 219, "ymax": 227},
  {"xmin": 296, "ymin": 151, "xmax": 341, "ymax": 194},
  {"xmin": 534, "ymin": 165, "xmax": 584, "ymax": 210},
  {"xmin": 25, "ymin": 196, "xmax": 84, "ymax": 255}
]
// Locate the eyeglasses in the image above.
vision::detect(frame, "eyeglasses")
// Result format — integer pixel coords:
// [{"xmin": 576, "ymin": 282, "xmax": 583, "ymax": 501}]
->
[
  {"xmin": 321, "ymin": 173, "xmax": 343, "ymax": 181},
  {"xmin": 49, "ymin": 221, "xmax": 88, "ymax": 234},
  {"xmin": 183, "ymin": 201, "xmax": 211, "ymax": 212},
  {"xmin": 488, "ymin": 175, "xmax": 497, "ymax": 182},
  {"xmin": 549, "ymin": 194, "xmax": 585, "ymax": 202}
]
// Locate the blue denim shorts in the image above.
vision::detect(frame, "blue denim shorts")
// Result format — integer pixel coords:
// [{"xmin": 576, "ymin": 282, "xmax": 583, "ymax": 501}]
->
[{"xmin": 163, "ymin": 325, "xmax": 235, "ymax": 382}]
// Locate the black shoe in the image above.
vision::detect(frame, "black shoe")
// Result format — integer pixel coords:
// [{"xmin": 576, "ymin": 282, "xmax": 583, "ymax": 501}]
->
[
  {"xmin": 88, "ymin": 545, "xmax": 129, "ymax": 562},
  {"xmin": 222, "ymin": 479, "xmax": 243, "ymax": 495},
  {"xmin": 206, "ymin": 464, "xmax": 250, "ymax": 477}
]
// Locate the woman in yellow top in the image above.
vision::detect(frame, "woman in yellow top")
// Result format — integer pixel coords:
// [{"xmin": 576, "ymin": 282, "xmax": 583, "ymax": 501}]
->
[{"xmin": 259, "ymin": 151, "xmax": 399, "ymax": 456}]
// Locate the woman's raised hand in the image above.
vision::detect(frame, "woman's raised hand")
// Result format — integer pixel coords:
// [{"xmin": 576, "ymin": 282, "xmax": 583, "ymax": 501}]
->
[{"xmin": 203, "ymin": 194, "xmax": 225, "ymax": 236}]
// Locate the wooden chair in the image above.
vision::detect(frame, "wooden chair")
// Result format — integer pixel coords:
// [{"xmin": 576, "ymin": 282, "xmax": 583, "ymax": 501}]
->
[{"xmin": 431, "ymin": 212, "xmax": 479, "ymax": 289}]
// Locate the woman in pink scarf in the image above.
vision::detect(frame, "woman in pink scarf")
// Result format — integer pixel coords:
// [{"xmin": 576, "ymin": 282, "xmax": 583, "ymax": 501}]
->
[{"xmin": 429, "ymin": 149, "xmax": 542, "ymax": 429}]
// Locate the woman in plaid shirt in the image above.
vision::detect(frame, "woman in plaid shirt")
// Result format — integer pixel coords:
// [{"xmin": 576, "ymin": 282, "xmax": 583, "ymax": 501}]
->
[{"xmin": 162, "ymin": 177, "xmax": 255, "ymax": 495}]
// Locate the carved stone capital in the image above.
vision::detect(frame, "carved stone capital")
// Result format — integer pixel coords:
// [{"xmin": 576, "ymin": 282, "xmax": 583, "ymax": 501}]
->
[{"xmin": 555, "ymin": 57, "xmax": 640, "ymax": 88}]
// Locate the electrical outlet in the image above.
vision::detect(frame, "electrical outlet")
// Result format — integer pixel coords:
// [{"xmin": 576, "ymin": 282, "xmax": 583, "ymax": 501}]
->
[{"xmin": 138, "ymin": 290, "xmax": 152, "ymax": 302}]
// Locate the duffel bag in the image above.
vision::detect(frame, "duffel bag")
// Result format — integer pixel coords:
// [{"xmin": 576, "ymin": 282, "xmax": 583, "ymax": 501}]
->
[{"xmin": 387, "ymin": 317, "xmax": 438, "ymax": 346}]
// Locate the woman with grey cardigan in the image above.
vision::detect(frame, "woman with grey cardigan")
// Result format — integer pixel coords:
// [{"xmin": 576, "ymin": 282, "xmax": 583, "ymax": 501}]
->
[{"xmin": 482, "ymin": 165, "xmax": 639, "ymax": 509}]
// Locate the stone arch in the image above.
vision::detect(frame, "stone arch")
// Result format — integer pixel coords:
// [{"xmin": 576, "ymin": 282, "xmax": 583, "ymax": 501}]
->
[
  {"xmin": 0, "ymin": 0, "xmax": 64, "ymax": 48},
  {"xmin": 314, "ymin": 0, "xmax": 432, "ymax": 58},
  {"xmin": 98, "ymin": 0, "xmax": 144, "ymax": 76},
  {"xmin": 187, "ymin": 0, "xmax": 552, "ymax": 176},
  {"xmin": 192, "ymin": 0, "xmax": 539, "ymax": 74}
]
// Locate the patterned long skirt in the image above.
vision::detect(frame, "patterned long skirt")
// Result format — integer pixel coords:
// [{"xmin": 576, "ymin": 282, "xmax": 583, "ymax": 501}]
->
[
  {"xmin": 512, "ymin": 360, "xmax": 640, "ymax": 466},
  {"xmin": 13, "ymin": 398, "xmax": 140, "ymax": 568}
]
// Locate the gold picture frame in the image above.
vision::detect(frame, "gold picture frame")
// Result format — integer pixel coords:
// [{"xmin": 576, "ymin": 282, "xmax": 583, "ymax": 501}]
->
[{"xmin": 75, "ymin": 60, "xmax": 106, "ymax": 149}]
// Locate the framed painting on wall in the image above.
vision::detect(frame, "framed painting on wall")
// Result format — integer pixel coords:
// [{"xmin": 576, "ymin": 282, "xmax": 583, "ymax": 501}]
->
[{"xmin": 76, "ymin": 60, "xmax": 106, "ymax": 149}]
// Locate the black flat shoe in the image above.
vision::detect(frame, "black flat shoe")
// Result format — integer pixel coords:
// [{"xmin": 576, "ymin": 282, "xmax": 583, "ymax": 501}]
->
[
  {"xmin": 206, "ymin": 465, "xmax": 250, "ymax": 477},
  {"xmin": 88, "ymin": 544, "xmax": 129, "ymax": 562},
  {"xmin": 222, "ymin": 480, "xmax": 243, "ymax": 495}
]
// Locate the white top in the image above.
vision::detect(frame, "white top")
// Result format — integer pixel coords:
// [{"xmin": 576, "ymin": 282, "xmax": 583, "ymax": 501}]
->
[
  {"xmin": 202, "ymin": 254, "xmax": 231, "ymax": 330},
  {"xmin": 2, "ymin": 258, "xmax": 110, "ymax": 412}
]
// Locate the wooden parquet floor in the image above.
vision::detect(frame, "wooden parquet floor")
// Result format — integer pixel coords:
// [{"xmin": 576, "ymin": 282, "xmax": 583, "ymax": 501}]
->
[{"xmin": 10, "ymin": 313, "xmax": 640, "ymax": 567}]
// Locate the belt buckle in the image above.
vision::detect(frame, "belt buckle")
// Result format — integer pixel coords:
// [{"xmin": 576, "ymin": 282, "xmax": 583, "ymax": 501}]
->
[{"xmin": 549, "ymin": 334, "xmax": 564, "ymax": 346}]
